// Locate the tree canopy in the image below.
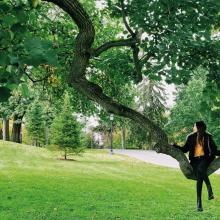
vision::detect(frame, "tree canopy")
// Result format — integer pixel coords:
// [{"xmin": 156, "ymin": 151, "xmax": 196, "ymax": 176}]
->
[{"xmin": 1, "ymin": 0, "xmax": 220, "ymax": 179}]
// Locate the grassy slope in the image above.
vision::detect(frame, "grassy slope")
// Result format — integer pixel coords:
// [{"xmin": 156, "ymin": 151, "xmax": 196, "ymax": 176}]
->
[{"xmin": 0, "ymin": 141, "xmax": 220, "ymax": 220}]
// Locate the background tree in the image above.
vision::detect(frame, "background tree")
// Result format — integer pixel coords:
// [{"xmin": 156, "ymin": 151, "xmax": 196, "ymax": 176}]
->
[
  {"xmin": 0, "ymin": 101, "xmax": 11, "ymax": 141},
  {"xmin": 128, "ymin": 76, "xmax": 168, "ymax": 149},
  {"xmin": 25, "ymin": 100, "xmax": 45, "ymax": 146},
  {"xmin": 200, "ymin": 82, "xmax": 220, "ymax": 144},
  {"xmin": 165, "ymin": 69, "xmax": 207, "ymax": 141},
  {"xmin": 9, "ymin": 89, "xmax": 31, "ymax": 143},
  {"xmin": 50, "ymin": 92, "xmax": 83, "ymax": 160},
  {"xmin": 166, "ymin": 68, "xmax": 220, "ymax": 145}
]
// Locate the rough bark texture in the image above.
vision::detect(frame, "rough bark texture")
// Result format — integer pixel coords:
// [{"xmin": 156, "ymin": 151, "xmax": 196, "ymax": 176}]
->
[
  {"xmin": 11, "ymin": 114, "xmax": 24, "ymax": 143},
  {"xmin": 2, "ymin": 118, "xmax": 10, "ymax": 141},
  {"xmin": 44, "ymin": 0, "xmax": 220, "ymax": 180},
  {"xmin": 11, "ymin": 123, "xmax": 22, "ymax": 143},
  {"xmin": 0, "ymin": 128, "xmax": 2, "ymax": 139},
  {"xmin": 121, "ymin": 126, "xmax": 126, "ymax": 149}
]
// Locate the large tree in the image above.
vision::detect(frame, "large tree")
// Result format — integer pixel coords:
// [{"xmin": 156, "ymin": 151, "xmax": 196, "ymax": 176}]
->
[{"xmin": 1, "ymin": 0, "xmax": 220, "ymax": 179}]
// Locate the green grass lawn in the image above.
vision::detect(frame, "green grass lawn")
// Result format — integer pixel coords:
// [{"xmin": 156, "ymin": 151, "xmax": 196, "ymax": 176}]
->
[{"xmin": 0, "ymin": 141, "xmax": 220, "ymax": 220}]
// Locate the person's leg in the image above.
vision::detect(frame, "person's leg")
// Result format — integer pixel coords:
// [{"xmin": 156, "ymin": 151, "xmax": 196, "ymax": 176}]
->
[
  {"xmin": 203, "ymin": 165, "xmax": 214, "ymax": 200},
  {"xmin": 196, "ymin": 176, "xmax": 203, "ymax": 211},
  {"xmin": 196, "ymin": 159, "xmax": 207, "ymax": 211},
  {"xmin": 191, "ymin": 160, "xmax": 203, "ymax": 211}
]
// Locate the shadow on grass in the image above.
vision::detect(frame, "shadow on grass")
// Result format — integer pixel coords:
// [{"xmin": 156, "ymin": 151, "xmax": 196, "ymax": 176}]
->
[
  {"xmin": 57, "ymin": 158, "xmax": 77, "ymax": 162},
  {"xmin": 72, "ymin": 160, "xmax": 121, "ymax": 165},
  {"xmin": 56, "ymin": 157, "xmax": 118, "ymax": 165}
]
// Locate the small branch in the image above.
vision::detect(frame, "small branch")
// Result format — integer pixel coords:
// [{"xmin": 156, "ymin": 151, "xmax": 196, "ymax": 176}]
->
[
  {"xmin": 132, "ymin": 45, "xmax": 142, "ymax": 82},
  {"xmin": 23, "ymin": 66, "xmax": 52, "ymax": 83},
  {"xmin": 120, "ymin": 0, "xmax": 135, "ymax": 37},
  {"xmin": 0, "ymin": 46, "xmax": 9, "ymax": 51},
  {"xmin": 24, "ymin": 72, "xmax": 52, "ymax": 83},
  {"xmin": 140, "ymin": 53, "xmax": 154, "ymax": 61},
  {"xmin": 120, "ymin": 0, "xmax": 142, "ymax": 81},
  {"xmin": 92, "ymin": 38, "xmax": 137, "ymax": 57}
]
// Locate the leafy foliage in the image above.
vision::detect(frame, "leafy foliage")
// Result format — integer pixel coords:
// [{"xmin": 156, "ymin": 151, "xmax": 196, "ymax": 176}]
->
[
  {"xmin": 0, "ymin": 87, "xmax": 11, "ymax": 102},
  {"xmin": 25, "ymin": 100, "xmax": 45, "ymax": 146},
  {"xmin": 127, "ymin": 77, "xmax": 168, "ymax": 149},
  {"xmin": 50, "ymin": 92, "xmax": 83, "ymax": 159},
  {"xmin": 126, "ymin": 0, "xmax": 220, "ymax": 83},
  {"xmin": 166, "ymin": 68, "xmax": 220, "ymax": 145}
]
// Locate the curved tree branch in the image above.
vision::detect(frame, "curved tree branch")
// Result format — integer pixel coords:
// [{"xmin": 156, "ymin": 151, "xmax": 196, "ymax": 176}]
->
[
  {"xmin": 43, "ymin": 0, "xmax": 220, "ymax": 180},
  {"xmin": 207, "ymin": 157, "xmax": 220, "ymax": 175},
  {"xmin": 92, "ymin": 38, "xmax": 137, "ymax": 57},
  {"xmin": 46, "ymin": 0, "xmax": 95, "ymax": 80}
]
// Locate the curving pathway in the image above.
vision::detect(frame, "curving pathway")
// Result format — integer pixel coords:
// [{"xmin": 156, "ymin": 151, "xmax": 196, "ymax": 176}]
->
[{"xmin": 114, "ymin": 149, "xmax": 220, "ymax": 174}]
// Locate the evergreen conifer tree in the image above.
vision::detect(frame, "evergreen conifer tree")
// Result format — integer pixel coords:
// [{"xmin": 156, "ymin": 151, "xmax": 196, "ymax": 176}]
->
[
  {"xmin": 25, "ymin": 101, "xmax": 45, "ymax": 146},
  {"xmin": 51, "ymin": 92, "xmax": 83, "ymax": 159}
]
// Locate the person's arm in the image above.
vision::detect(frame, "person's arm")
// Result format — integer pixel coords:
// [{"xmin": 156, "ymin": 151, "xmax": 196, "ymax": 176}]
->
[{"xmin": 172, "ymin": 135, "xmax": 191, "ymax": 153}]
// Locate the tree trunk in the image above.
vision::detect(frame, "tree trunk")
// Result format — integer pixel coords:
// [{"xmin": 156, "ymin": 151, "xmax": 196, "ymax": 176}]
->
[
  {"xmin": 91, "ymin": 132, "xmax": 94, "ymax": 148},
  {"xmin": 64, "ymin": 149, "xmax": 67, "ymax": 160},
  {"xmin": 107, "ymin": 131, "xmax": 111, "ymax": 149},
  {"xmin": 35, "ymin": 139, "xmax": 37, "ymax": 146},
  {"xmin": 148, "ymin": 132, "xmax": 152, "ymax": 150},
  {"xmin": 11, "ymin": 115, "xmax": 23, "ymax": 143},
  {"xmin": 2, "ymin": 118, "xmax": 10, "ymax": 141},
  {"xmin": 45, "ymin": 0, "xmax": 220, "ymax": 180},
  {"xmin": 45, "ymin": 125, "xmax": 49, "ymax": 145},
  {"xmin": 121, "ymin": 126, "xmax": 126, "ymax": 149},
  {"xmin": 0, "ymin": 129, "xmax": 2, "ymax": 139}
]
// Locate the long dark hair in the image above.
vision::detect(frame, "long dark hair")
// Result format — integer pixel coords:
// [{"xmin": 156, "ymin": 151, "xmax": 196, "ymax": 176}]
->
[{"xmin": 195, "ymin": 121, "xmax": 207, "ymax": 145}]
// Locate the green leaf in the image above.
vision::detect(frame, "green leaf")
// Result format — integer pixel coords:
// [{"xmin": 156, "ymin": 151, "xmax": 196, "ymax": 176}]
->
[
  {"xmin": 9, "ymin": 56, "xmax": 20, "ymax": 66},
  {"xmin": 148, "ymin": 74, "xmax": 161, "ymax": 81},
  {"xmin": 24, "ymin": 37, "xmax": 58, "ymax": 66},
  {"xmin": 2, "ymin": 15, "xmax": 18, "ymax": 27},
  {"xmin": 0, "ymin": 2, "xmax": 11, "ymax": 12},
  {"xmin": 0, "ymin": 52, "xmax": 10, "ymax": 66},
  {"xmin": 11, "ymin": 23, "xmax": 26, "ymax": 33},
  {"xmin": 5, "ymin": 83, "xmax": 17, "ymax": 90},
  {"xmin": 20, "ymin": 83, "xmax": 29, "ymax": 97},
  {"xmin": 0, "ymin": 30, "xmax": 12, "ymax": 42},
  {"xmin": 29, "ymin": 0, "xmax": 41, "ymax": 8},
  {"xmin": 13, "ymin": 6, "xmax": 27, "ymax": 23},
  {"xmin": 6, "ymin": 65, "xmax": 13, "ymax": 73},
  {"xmin": 0, "ymin": 86, "xmax": 11, "ymax": 102}
]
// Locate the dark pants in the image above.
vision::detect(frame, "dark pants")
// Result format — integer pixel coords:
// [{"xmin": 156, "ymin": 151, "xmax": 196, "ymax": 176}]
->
[{"xmin": 191, "ymin": 156, "xmax": 213, "ymax": 203}]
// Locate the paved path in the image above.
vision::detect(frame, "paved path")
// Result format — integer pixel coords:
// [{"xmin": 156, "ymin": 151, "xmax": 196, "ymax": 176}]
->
[{"xmin": 114, "ymin": 149, "xmax": 220, "ymax": 174}]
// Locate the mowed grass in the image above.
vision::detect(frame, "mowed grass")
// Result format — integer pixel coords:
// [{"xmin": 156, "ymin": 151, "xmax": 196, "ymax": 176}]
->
[{"xmin": 0, "ymin": 141, "xmax": 220, "ymax": 220}]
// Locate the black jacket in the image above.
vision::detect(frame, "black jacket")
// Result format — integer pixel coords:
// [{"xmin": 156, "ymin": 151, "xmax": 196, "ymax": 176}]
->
[{"xmin": 174, "ymin": 132, "xmax": 220, "ymax": 164}]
